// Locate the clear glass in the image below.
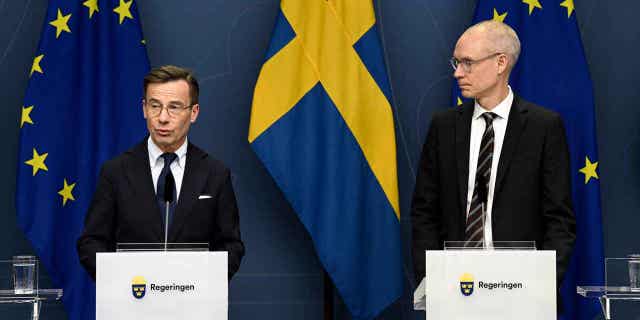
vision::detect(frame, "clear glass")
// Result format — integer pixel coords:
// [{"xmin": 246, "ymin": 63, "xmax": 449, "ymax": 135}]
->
[
  {"xmin": 629, "ymin": 254, "xmax": 640, "ymax": 291},
  {"xmin": 0, "ymin": 257, "xmax": 62, "ymax": 313},
  {"xmin": 12, "ymin": 256, "xmax": 36, "ymax": 295},
  {"xmin": 606, "ymin": 257, "xmax": 633, "ymax": 292}
]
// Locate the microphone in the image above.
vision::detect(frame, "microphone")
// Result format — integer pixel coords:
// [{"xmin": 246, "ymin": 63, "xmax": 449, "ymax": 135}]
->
[
  {"xmin": 476, "ymin": 175, "xmax": 488, "ymax": 205},
  {"xmin": 163, "ymin": 173, "xmax": 175, "ymax": 251},
  {"xmin": 163, "ymin": 173, "xmax": 175, "ymax": 203}
]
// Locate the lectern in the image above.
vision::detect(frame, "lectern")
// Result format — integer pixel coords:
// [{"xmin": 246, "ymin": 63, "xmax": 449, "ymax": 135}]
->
[
  {"xmin": 422, "ymin": 241, "xmax": 556, "ymax": 320},
  {"xmin": 96, "ymin": 243, "xmax": 227, "ymax": 320}
]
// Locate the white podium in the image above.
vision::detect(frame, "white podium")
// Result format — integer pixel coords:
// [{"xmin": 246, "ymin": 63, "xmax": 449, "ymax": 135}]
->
[
  {"xmin": 424, "ymin": 243, "xmax": 556, "ymax": 320},
  {"xmin": 96, "ymin": 250, "xmax": 228, "ymax": 320}
]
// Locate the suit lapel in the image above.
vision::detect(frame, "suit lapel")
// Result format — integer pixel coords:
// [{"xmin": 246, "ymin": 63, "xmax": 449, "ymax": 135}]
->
[
  {"xmin": 494, "ymin": 96, "xmax": 528, "ymax": 200},
  {"xmin": 125, "ymin": 140, "xmax": 164, "ymax": 239},
  {"xmin": 168, "ymin": 143, "xmax": 208, "ymax": 242},
  {"xmin": 455, "ymin": 102, "xmax": 474, "ymax": 228}
]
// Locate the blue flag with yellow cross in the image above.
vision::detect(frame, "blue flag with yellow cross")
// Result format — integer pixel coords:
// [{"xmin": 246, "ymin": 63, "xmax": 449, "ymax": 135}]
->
[
  {"xmin": 249, "ymin": 0, "xmax": 403, "ymax": 318},
  {"xmin": 453, "ymin": 1, "xmax": 604, "ymax": 318},
  {"xmin": 16, "ymin": 0, "xmax": 149, "ymax": 319}
]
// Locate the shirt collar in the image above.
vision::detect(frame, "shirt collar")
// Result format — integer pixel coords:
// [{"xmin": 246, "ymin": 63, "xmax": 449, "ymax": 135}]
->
[
  {"xmin": 473, "ymin": 85, "xmax": 513, "ymax": 121},
  {"xmin": 147, "ymin": 137, "xmax": 188, "ymax": 168}
]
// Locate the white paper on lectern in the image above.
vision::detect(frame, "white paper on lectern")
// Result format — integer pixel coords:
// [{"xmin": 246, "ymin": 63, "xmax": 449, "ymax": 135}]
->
[
  {"xmin": 425, "ymin": 250, "xmax": 555, "ymax": 320},
  {"xmin": 413, "ymin": 277, "xmax": 426, "ymax": 311},
  {"xmin": 96, "ymin": 251, "xmax": 228, "ymax": 320}
]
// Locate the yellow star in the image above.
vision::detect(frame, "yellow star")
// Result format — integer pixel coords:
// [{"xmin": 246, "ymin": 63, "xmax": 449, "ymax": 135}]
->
[
  {"xmin": 58, "ymin": 179, "xmax": 77, "ymax": 206},
  {"xmin": 579, "ymin": 156, "xmax": 599, "ymax": 184},
  {"xmin": 21, "ymin": 106, "xmax": 34, "ymax": 128},
  {"xmin": 25, "ymin": 148, "xmax": 48, "ymax": 176},
  {"xmin": 141, "ymin": 39, "xmax": 146, "ymax": 45},
  {"xmin": 493, "ymin": 8, "xmax": 508, "ymax": 22},
  {"xmin": 560, "ymin": 0, "xmax": 575, "ymax": 18},
  {"xmin": 113, "ymin": 0, "xmax": 133, "ymax": 24},
  {"xmin": 49, "ymin": 9, "xmax": 72, "ymax": 39},
  {"xmin": 83, "ymin": 0, "xmax": 100, "ymax": 19},
  {"xmin": 30, "ymin": 54, "xmax": 44, "ymax": 77},
  {"xmin": 457, "ymin": 97, "xmax": 463, "ymax": 106},
  {"xmin": 522, "ymin": 0, "xmax": 542, "ymax": 15}
]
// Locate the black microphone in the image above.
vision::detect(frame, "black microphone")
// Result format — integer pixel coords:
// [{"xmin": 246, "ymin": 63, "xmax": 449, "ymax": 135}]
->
[
  {"xmin": 163, "ymin": 173, "xmax": 175, "ymax": 203},
  {"xmin": 163, "ymin": 173, "xmax": 175, "ymax": 251},
  {"xmin": 477, "ymin": 175, "xmax": 488, "ymax": 205}
]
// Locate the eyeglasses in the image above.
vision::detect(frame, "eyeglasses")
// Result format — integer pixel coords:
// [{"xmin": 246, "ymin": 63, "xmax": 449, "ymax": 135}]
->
[
  {"xmin": 144, "ymin": 100, "xmax": 193, "ymax": 117},
  {"xmin": 450, "ymin": 53, "xmax": 502, "ymax": 73}
]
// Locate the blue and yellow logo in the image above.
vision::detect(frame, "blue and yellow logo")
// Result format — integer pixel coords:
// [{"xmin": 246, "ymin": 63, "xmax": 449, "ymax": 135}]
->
[
  {"xmin": 131, "ymin": 276, "xmax": 147, "ymax": 299},
  {"xmin": 459, "ymin": 273, "xmax": 474, "ymax": 296}
]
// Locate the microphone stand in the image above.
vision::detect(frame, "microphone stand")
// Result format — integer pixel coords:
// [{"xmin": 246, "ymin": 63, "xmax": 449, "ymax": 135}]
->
[
  {"xmin": 163, "ymin": 173, "xmax": 175, "ymax": 252},
  {"xmin": 477, "ymin": 175, "xmax": 488, "ymax": 250},
  {"xmin": 481, "ymin": 202, "xmax": 486, "ymax": 249}
]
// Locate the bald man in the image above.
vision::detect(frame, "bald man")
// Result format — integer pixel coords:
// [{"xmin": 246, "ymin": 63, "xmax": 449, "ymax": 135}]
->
[{"xmin": 411, "ymin": 20, "xmax": 575, "ymax": 290}]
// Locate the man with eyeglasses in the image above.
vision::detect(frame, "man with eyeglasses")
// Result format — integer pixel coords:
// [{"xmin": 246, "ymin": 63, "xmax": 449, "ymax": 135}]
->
[
  {"xmin": 77, "ymin": 65, "xmax": 245, "ymax": 281},
  {"xmin": 411, "ymin": 20, "xmax": 575, "ymax": 306}
]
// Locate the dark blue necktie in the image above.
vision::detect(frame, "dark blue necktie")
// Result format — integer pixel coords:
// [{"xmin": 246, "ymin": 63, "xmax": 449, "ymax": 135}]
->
[{"xmin": 157, "ymin": 153, "xmax": 178, "ymax": 228}]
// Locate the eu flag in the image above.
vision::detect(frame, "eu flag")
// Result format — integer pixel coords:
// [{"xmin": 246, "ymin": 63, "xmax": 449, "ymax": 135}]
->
[
  {"xmin": 16, "ymin": 1, "xmax": 149, "ymax": 319},
  {"xmin": 249, "ymin": 0, "xmax": 403, "ymax": 318},
  {"xmin": 453, "ymin": 1, "xmax": 604, "ymax": 318}
]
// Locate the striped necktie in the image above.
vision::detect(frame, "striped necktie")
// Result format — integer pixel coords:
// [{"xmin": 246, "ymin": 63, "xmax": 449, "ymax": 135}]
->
[{"xmin": 465, "ymin": 112, "xmax": 497, "ymax": 247}]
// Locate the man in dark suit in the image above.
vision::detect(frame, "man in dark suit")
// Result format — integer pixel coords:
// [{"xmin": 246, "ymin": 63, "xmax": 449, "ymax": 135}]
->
[
  {"xmin": 77, "ymin": 65, "xmax": 244, "ymax": 280},
  {"xmin": 411, "ymin": 20, "xmax": 575, "ymax": 289}
]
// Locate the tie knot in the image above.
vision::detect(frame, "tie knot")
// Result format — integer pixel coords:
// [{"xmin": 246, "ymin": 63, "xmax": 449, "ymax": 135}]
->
[
  {"xmin": 481, "ymin": 112, "xmax": 497, "ymax": 125},
  {"xmin": 160, "ymin": 153, "xmax": 178, "ymax": 167}
]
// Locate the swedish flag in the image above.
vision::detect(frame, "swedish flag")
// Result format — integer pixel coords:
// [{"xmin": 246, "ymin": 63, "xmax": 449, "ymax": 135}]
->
[
  {"xmin": 453, "ymin": 1, "xmax": 604, "ymax": 318},
  {"xmin": 249, "ymin": 1, "xmax": 403, "ymax": 318},
  {"xmin": 16, "ymin": 1, "xmax": 149, "ymax": 319}
]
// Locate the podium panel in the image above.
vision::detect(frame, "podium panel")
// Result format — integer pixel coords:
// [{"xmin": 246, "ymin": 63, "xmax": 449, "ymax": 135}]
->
[
  {"xmin": 425, "ymin": 250, "xmax": 555, "ymax": 320},
  {"xmin": 97, "ymin": 251, "xmax": 227, "ymax": 320}
]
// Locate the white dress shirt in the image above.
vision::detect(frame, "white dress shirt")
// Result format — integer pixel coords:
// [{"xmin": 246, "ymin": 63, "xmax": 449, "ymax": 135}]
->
[
  {"xmin": 148, "ymin": 137, "xmax": 188, "ymax": 201},
  {"xmin": 465, "ymin": 86, "xmax": 513, "ymax": 246}
]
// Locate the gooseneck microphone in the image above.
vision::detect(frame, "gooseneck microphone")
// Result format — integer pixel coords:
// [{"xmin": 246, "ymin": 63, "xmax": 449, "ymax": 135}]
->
[
  {"xmin": 477, "ymin": 175, "xmax": 488, "ymax": 205},
  {"xmin": 163, "ymin": 173, "xmax": 175, "ymax": 252}
]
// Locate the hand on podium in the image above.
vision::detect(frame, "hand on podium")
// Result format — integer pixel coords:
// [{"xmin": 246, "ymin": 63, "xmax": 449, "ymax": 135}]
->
[{"xmin": 413, "ymin": 277, "xmax": 426, "ymax": 311}]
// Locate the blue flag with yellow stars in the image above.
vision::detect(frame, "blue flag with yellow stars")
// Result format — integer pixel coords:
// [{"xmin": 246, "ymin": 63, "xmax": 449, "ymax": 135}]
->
[
  {"xmin": 453, "ymin": 1, "xmax": 604, "ymax": 319},
  {"xmin": 16, "ymin": 0, "xmax": 149, "ymax": 319},
  {"xmin": 249, "ymin": 0, "xmax": 403, "ymax": 319}
]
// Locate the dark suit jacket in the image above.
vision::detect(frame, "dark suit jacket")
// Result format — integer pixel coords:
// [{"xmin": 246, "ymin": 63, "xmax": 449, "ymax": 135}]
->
[
  {"xmin": 77, "ymin": 139, "xmax": 245, "ymax": 280},
  {"xmin": 411, "ymin": 96, "xmax": 576, "ymax": 287}
]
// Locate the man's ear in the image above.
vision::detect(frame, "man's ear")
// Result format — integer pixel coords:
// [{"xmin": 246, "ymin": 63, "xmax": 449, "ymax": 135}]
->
[
  {"xmin": 142, "ymin": 99, "xmax": 148, "ymax": 119},
  {"xmin": 190, "ymin": 104, "xmax": 200, "ymax": 123},
  {"xmin": 497, "ymin": 54, "xmax": 509, "ymax": 75}
]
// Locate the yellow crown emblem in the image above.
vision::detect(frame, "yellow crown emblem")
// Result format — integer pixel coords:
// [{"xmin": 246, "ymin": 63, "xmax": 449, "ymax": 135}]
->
[
  {"xmin": 459, "ymin": 273, "xmax": 474, "ymax": 296},
  {"xmin": 131, "ymin": 276, "xmax": 147, "ymax": 299}
]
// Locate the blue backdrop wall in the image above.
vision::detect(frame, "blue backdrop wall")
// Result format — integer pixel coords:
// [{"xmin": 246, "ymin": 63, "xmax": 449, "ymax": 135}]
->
[{"xmin": 0, "ymin": 0, "xmax": 637, "ymax": 319}]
